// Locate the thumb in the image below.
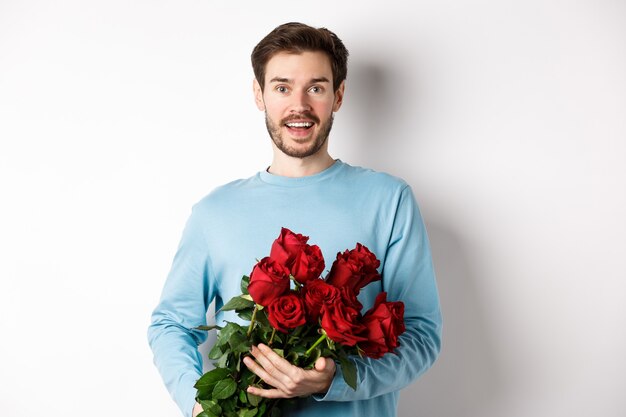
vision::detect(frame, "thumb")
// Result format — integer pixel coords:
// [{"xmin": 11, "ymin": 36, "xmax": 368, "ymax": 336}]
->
[{"xmin": 314, "ymin": 357, "xmax": 334, "ymax": 372}]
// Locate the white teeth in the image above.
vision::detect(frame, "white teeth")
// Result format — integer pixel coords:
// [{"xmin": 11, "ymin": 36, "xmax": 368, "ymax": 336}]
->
[{"xmin": 286, "ymin": 122, "xmax": 313, "ymax": 128}]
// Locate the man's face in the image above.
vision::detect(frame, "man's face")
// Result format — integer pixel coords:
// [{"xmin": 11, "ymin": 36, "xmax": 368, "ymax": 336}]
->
[{"xmin": 254, "ymin": 51, "xmax": 344, "ymax": 159}]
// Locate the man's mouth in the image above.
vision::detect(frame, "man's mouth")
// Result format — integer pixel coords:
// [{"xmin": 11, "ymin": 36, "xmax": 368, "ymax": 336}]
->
[{"xmin": 285, "ymin": 121, "xmax": 314, "ymax": 129}]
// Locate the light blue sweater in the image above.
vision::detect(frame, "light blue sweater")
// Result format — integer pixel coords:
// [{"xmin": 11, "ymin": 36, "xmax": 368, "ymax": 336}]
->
[{"xmin": 148, "ymin": 160, "xmax": 442, "ymax": 417}]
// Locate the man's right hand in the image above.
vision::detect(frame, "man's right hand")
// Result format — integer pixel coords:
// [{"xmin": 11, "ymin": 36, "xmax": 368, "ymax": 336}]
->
[{"xmin": 192, "ymin": 402, "xmax": 203, "ymax": 417}]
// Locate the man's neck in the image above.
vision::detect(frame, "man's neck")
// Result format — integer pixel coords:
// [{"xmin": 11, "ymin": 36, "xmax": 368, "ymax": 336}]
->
[{"xmin": 267, "ymin": 151, "xmax": 335, "ymax": 178}]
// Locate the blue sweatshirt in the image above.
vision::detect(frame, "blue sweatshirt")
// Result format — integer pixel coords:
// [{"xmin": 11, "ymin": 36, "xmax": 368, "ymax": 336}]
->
[{"xmin": 148, "ymin": 160, "xmax": 442, "ymax": 417}]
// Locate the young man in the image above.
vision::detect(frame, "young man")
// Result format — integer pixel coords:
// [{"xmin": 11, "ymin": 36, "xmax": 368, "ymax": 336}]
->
[{"xmin": 148, "ymin": 22, "xmax": 442, "ymax": 417}]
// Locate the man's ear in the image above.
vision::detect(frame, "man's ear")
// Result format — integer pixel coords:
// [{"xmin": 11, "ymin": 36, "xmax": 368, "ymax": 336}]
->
[
  {"xmin": 253, "ymin": 78, "xmax": 265, "ymax": 111},
  {"xmin": 332, "ymin": 81, "xmax": 345, "ymax": 112}
]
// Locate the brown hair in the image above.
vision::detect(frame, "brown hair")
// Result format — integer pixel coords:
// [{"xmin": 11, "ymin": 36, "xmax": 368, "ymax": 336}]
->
[{"xmin": 251, "ymin": 22, "xmax": 349, "ymax": 92}]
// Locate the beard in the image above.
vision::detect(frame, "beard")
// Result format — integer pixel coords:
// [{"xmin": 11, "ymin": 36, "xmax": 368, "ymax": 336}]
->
[{"xmin": 264, "ymin": 112, "xmax": 334, "ymax": 159}]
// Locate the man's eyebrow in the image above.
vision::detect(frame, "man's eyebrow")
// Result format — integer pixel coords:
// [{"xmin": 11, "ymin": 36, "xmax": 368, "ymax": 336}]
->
[
  {"xmin": 269, "ymin": 77, "xmax": 291, "ymax": 84},
  {"xmin": 268, "ymin": 77, "xmax": 330, "ymax": 84},
  {"xmin": 310, "ymin": 77, "xmax": 330, "ymax": 83}
]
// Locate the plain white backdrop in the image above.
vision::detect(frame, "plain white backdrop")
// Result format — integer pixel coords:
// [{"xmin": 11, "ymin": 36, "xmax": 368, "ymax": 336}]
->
[{"xmin": 1, "ymin": 1, "xmax": 625, "ymax": 416}]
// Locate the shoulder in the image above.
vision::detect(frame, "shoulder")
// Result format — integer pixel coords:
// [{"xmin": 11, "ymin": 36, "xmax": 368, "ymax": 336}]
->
[
  {"xmin": 192, "ymin": 173, "xmax": 261, "ymax": 214},
  {"xmin": 339, "ymin": 161, "xmax": 410, "ymax": 195}
]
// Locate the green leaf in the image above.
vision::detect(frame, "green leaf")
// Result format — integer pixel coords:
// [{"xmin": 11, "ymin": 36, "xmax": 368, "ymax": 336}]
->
[
  {"xmin": 255, "ymin": 309, "xmax": 270, "ymax": 327},
  {"xmin": 229, "ymin": 332, "xmax": 251, "ymax": 353},
  {"xmin": 222, "ymin": 395, "xmax": 238, "ymax": 413},
  {"xmin": 238, "ymin": 368, "xmax": 255, "ymax": 388},
  {"xmin": 272, "ymin": 333, "xmax": 283, "ymax": 344},
  {"xmin": 199, "ymin": 399, "xmax": 222, "ymax": 416},
  {"xmin": 212, "ymin": 378, "xmax": 237, "ymax": 400},
  {"xmin": 216, "ymin": 351, "xmax": 229, "ymax": 368},
  {"xmin": 221, "ymin": 296, "xmax": 255, "ymax": 312},
  {"xmin": 241, "ymin": 275, "xmax": 250, "ymax": 294},
  {"xmin": 217, "ymin": 322, "xmax": 245, "ymax": 347},
  {"xmin": 194, "ymin": 367, "xmax": 231, "ymax": 390},
  {"xmin": 239, "ymin": 389, "xmax": 248, "ymax": 403},
  {"xmin": 238, "ymin": 408, "xmax": 258, "ymax": 417},
  {"xmin": 285, "ymin": 351, "xmax": 299, "ymax": 365},
  {"xmin": 247, "ymin": 391, "xmax": 262, "ymax": 407},
  {"xmin": 208, "ymin": 343, "xmax": 224, "ymax": 360},
  {"xmin": 338, "ymin": 356, "xmax": 357, "ymax": 391},
  {"xmin": 196, "ymin": 412, "xmax": 217, "ymax": 417},
  {"xmin": 237, "ymin": 308, "xmax": 254, "ymax": 321},
  {"xmin": 195, "ymin": 324, "xmax": 222, "ymax": 331}
]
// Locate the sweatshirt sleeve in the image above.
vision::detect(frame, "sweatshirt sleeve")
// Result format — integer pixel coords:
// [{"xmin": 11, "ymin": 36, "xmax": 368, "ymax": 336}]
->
[
  {"xmin": 318, "ymin": 185, "xmax": 442, "ymax": 401},
  {"xmin": 147, "ymin": 205, "xmax": 217, "ymax": 417}
]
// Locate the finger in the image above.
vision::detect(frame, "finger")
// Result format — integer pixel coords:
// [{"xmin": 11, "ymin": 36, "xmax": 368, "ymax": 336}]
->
[
  {"xmin": 256, "ymin": 344, "xmax": 299, "ymax": 376},
  {"xmin": 242, "ymin": 355, "xmax": 283, "ymax": 390},
  {"xmin": 314, "ymin": 357, "xmax": 327, "ymax": 372},
  {"xmin": 249, "ymin": 345, "xmax": 295, "ymax": 388},
  {"xmin": 314, "ymin": 357, "xmax": 336, "ymax": 374},
  {"xmin": 246, "ymin": 385, "xmax": 288, "ymax": 399}
]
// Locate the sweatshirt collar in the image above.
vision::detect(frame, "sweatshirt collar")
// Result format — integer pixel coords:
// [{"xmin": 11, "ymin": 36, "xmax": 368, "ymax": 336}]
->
[{"xmin": 258, "ymin": 159, "xmax": 345, "ymax": 187}]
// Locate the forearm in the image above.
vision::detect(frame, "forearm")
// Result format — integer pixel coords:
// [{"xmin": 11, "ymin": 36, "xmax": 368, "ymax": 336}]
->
[
  {"xmin": 148, "ymin": 318, "xmax": 206, "ymax": 417},
  {"xmin": 317, "ymin": 314, "xmax": 441, "ymax": 401},
  {"xmin": 148, "ymin": 203, "xmax": 215, "ymax": 416}
]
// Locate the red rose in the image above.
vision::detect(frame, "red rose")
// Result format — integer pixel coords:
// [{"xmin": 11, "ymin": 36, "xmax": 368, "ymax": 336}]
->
[
  {"xmin": 270, "ymin": 228, "xmax": 324, "ymax": 283},
  {"xmin": 291, "ymin": 244, "xmax": 325, "ymax": 284},
  {"xmin": 359, "ymin": 292, "xmax": 406, "ymax": 359},
  {"xmin": 267, "ymin": 292, "xmax": 306, "ymax": 333},
  {"xmin": 270, "ymin": 228, "xmax": 309, "ymax": 266},
  {"xmin": 301, "ymin": 279, "xmax": 340, "ymax": 323},
  {"xmin": 248, "ymin": 257, "xmax": 290, "ymax": 306},
  {"xmin": 326, "ymin": 243, "xmax": 381, "ymax": 294},
  {"xmin": 337, "ymin": 286, "xmax": 363, "ymax": 312},
  {"xmin": 320, "ymin": 299, "xmax": 368, "ymax": 347}
]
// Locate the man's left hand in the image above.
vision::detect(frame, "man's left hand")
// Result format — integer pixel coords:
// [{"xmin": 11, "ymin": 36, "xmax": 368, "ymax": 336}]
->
[{"xmin": 243, "ymin": 344, "xmax": 335, "ymax": 398}]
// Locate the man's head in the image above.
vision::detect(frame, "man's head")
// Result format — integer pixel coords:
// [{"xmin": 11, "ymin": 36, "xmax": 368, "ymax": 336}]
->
[
  {"xmin": 251, "ymin": 22, "xmax": 349, "ymax": 93},
  {"xmin": 251, "ymin": 23, "xmax": 349, "ymax": 160}
]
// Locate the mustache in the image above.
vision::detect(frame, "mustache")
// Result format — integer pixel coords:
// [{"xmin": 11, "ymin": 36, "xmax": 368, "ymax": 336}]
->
[{"xmin": 281, "ymin": 113, "xmax": 320, "ymax": 125}]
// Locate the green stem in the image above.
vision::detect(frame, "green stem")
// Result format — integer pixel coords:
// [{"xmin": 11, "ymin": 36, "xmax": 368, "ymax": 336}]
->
[
  {"xmin": 246, "ymin": 306, "xmax": 258, "ymax": 338},
  {"xmin": 305, "ymin": 332, "xmax": 328, "ymax": 356},
  {"xmin": 268, "ymin": 328, "xmax": 277, "ymax": 346}
]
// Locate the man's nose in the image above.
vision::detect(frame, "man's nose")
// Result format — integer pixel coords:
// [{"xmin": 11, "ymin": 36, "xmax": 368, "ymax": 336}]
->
[{"xmin": 289, "ymin": 90, "xmax": 312, "ymax": 113}]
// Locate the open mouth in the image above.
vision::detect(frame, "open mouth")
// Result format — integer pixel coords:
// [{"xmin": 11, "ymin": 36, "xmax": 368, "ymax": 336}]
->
[
  {"xmin": 283, "ymin": 120, "xmax": 315, "ymax": 138},
  {"xmin": 284, "ymin": 121, "xmax": 314, "ymax": 130}
]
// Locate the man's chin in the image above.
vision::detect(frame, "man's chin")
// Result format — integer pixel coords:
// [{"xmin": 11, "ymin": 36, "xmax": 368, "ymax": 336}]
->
[{"xmin": 277, "ymin": 140, "xmax": 325, "ymax": 159}]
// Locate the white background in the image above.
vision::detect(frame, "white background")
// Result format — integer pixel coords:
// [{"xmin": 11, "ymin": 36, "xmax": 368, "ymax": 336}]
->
[{"xmin": 1, "ymin": 1, "xmax": 625, "ymax": 416}]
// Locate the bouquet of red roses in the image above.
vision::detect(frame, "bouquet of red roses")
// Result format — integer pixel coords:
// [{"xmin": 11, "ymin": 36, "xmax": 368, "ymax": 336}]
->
[{"xmin": 194, "ymin": 228, "xmax": 406, "ymax": 417}]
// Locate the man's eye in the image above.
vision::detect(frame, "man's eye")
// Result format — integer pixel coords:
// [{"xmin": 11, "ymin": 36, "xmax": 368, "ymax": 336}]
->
[
  {"xmin": 309, "ymin": 86, "xmax": 322, "ymax": 93},
  {"xmin": 276, "ymin": 86, "xmax": 288, "ymax": 93}
]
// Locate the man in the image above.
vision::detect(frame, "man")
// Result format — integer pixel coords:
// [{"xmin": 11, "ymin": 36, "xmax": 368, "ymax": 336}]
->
[{"xmin": 148, "ymin": 22, "xmax": 442, "ymax": 417}]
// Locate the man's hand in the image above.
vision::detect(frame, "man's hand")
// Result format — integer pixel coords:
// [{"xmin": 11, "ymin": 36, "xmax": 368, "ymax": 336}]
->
[
  {"xmin": 243, "ymin": 343, "xmax": 336, "ymax": 398},
  {"xmin": 192, "ymin": 402, "xmax": 203, "ymax": 417}
]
